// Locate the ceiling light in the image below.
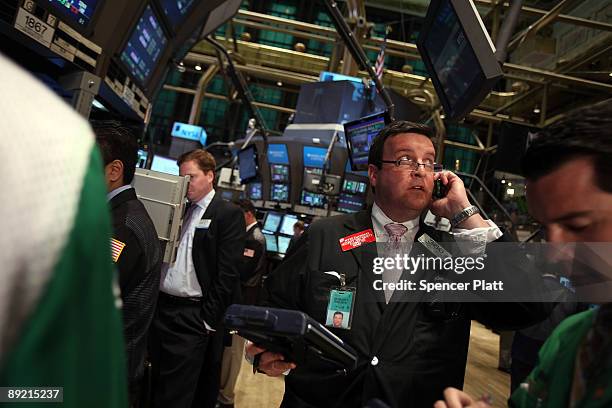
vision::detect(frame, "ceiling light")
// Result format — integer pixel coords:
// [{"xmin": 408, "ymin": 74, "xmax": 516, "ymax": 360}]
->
[
  {"xmin": 506, "ymin": 188, "xmax": 515, "ymax": 196},
  {"xmin": 276, "ymin": 81, "xmax": 283, "ymax": 87},
  {"xmin": 179, "ymin": 61, "xmax": 184, "ymax": 66},
  {"xmin": 508, "ymin": 182, "xmax": 512, "ymax": 187},
  {"xmin": 609, "ymin": 72, "xmax": 612, "ymax": 77},
  {"xmin": 501, "ymin": 179, "xmax": 506, "ymax": 184},
  {"xmin": 533, "ymin": 106, "xmax": 541, "ymax": 114},
  {"xmin": 195, "ymin": 64, "xmax": 202, "ymax": 71}
]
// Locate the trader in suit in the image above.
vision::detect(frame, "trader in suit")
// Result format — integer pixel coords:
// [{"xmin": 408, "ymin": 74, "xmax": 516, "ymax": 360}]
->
[
  {"xmin": 249, "ymin": 121, "xmax": 548, "ymax": 407},
  {"xmin": 217, "ymin": 199, "xmax": 267, "ymax": 408},
  {"xmin": 94, "ymin": 122, "xmax": 162, "ymax": 405},
  {"xmin": 150, "ymin": 149, "xmax": 245, "ymax": 408}
]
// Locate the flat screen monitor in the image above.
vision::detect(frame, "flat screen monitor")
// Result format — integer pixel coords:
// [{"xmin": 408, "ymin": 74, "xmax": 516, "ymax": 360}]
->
[
  {"xmin": 277, "ymin": 235, "xmax": 291, "ymax": 255},
  {"xmin": 300, "ymin": 191, "xmax": 326, "ymax": 208},
  {"xmin": 221, "ymin": 190, "xmax": 234, "ymax": 201},
  {"xmin": 337, "ymin": 193, "xmax": 365, "ymax": 213},
  {"xmin": 159, "ymin": 0, "xmax": 197, "ymax": 30},
  {"xmin": 171, "ymin": 122, "xmax": 203, "ymax": 141},
  {"xmin": 342, "ymin": 179, "xmax": 368, "ymax": 195},
  {"xmin": 238, "ymin": 146, "xmax": 258, "ymax": 184},
  {"xmin": 263, "ymin": 233, "xmax": 278, "ymax": 253},
  {"xmin": 344, "ymin": 111, "xmax": 389, "ymax": 171},
  {"xmin": 120, "ymin": 5, "xmax": 168, "ymax": 88},
  {"xmin": 42, "ymin": 0, "xmax": 101, "ymax": 33},
  {"xmin": 263, "ymin": 212, "xmax": 283, "ymax": 233},
  {"xmin": 417, "ymin": 0, "xmax": 503, "ymax": 121},
  {"xmin": 137, "ymin": 149, "xmax": 148, "ymax": 168},
  {"xmin": 270, "ymin": 164, "xmax": 289, "ymax": 183},
  {"xmin": 247, "ymin": 182, "xmax": 262, "ymax": 200},
  {"xmin": 270, "ymin": 183, "xmax": 289, "ymax": 202},
  {"xmin": 151, "ymin": 155, "xmax": 179, "ymax": 175},
  {"xmin": 303, "ymin": 146, "xmax": 328, "ymax": 168},
  {"xmin": 267, "ymin": 144, "xmax": 289, "ymax": 164},
  {"xmin": 279, "ymin": 214, "xmax": 298, "ymax": 236}
]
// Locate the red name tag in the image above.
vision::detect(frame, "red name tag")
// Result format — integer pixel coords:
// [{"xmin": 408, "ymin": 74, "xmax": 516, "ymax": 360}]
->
[{"xmin": 339, "ymin": 229, "xmax": 375, "ymax": 252}]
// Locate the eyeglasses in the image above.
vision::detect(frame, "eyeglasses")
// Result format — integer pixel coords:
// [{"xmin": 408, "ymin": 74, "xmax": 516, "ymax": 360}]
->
[{"xmin": 380, "ymin": 157, "xmax": 443, "ymax": 173}]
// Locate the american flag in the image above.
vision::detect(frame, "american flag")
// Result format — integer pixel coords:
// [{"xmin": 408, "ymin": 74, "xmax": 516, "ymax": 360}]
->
[
  {"xmin": 374, "ymin": 27, "xmax": 390, "ymax": 81},
  {"xmin": 110, "ymin": 238, "xmax": 126, "ymax": 263}
]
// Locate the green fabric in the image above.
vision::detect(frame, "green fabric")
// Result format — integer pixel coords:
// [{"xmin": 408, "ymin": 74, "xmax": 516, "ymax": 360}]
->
[
  {"xmin": 0, "ymin": 148, "xmax": 128, "ymax": 407},
  {"xmin": 510, "ymin": 309, "xmax": 612, "ymax": 408}
]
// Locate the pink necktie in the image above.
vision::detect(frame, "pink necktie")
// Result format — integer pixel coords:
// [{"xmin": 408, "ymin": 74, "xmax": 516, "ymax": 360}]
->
[{"xmin": 384, "ymin": 223, "xmax": 408, "ymax": 250}]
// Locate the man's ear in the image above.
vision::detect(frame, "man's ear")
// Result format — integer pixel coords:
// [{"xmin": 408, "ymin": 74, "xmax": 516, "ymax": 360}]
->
[
  {"xmin": 368, "ymin": 164, "xmax": 378, "ymax": 190},
  {"xmin": 106, "ymin": 159, "xmax": 124, "ymax": 183}
]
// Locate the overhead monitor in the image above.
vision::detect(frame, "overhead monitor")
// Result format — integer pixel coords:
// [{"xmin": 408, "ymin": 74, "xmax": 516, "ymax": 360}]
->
[
  {"xmin": 342, "ymin": 179, "xmax": 368, "ymax": 195},
  {"xmin": 270, "ymin": 164, "xmax": 289, "ymax": 183},
  {"xmin": 137, "ymin": 149, "xmax": 148, "ymax": 168},
  {"xmin": 171, "ymin": 122, "xmax": 203, "ymax": 141},
  {"xmin": 270, "ymin": 183, "xmax": 289, "ymax": 202},
  {"xmin": 42, "ymin": 0, "xmax": 101, "ymax": 33},
  {"xmin": 158, "ymin": 0, "xmax": 197, "ymax": 31},
  {"xmin": 319, "ymin": 71, "xmax": 362, "ymax": 84},
  {"xmin": 247, "ymin": 182, "xmax": 262, "ymax": 200},
  {"xmin": 300, "ymin": 191, "xmax": 326, "ymax": 208},
  {"xmin": 303, "ymin": 146, "xmax": 328, "ymax": 169},
  {"xmin": 263, "ymin": 212, "xmax": 283, "ymax": 233},
  {"xmin": 120, "ymin": 5, "xmax": 168, "ymax": 88},
  {"xmin": 417, "ymin": 0, "xmax": 503, "ymax": 121},
  {"xmin": 277, "ymin": 235, "xmax": 291, "ymax": 255},
  {"xmin": 344, "ymin": 111, "xmax": 389, "ymax": 171},
  {"xmin": 337, "ymin": 193, "xmax": 365, "ymax": 213},
  {"xmin": 263, "ymin": 233, "xmax": 278, "ymax": 253},
  {"xmin": 151, "ymin": 155, "xmax": 179, "ymax": 175},
  {"xmin": 267, "ymin": 144, "xmax": 289, "ymax": 164},
  {"xmin": 279, "ymin": 214, "xmax": 298, "ymax": 236},
  {"xmin": 344, "ymin": 160, "xmax": 368, "ymax": 177},
  {"xmin": 238, "ymin": 146, "xmax": 258, "ymax": 184}
]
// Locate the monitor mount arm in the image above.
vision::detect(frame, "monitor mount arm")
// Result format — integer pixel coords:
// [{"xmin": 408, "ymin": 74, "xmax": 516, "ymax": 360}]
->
[
  {"xmin": 323, "ymin": 0, "xmax": 395, "ymax": 121},
  {"xmin": 493, "ymin": 0, "xmax": 524, "ymax": 63}
]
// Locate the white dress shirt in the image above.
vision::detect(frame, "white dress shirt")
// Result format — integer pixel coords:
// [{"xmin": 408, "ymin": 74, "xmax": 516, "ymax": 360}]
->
[{"xmin": 161, "ymin": 189, "xmax": 216, "ymax": 297}]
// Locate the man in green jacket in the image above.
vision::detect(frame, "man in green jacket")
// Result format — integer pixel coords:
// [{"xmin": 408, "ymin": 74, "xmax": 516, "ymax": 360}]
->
[{"xmin": 434, "ymin": 101, "xmax": 612, "ymax": 408}]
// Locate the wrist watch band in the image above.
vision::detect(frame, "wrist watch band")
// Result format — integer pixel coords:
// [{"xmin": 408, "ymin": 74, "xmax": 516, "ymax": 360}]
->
[{"xmin": 450, "ymin": 205, "xmax": 480, "ymax": 227}]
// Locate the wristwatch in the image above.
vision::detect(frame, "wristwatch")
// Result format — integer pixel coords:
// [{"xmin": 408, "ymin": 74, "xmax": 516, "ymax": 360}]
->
[{"xmin": 450, "ymin": 205, "xmax": 480, "ymax": 228}]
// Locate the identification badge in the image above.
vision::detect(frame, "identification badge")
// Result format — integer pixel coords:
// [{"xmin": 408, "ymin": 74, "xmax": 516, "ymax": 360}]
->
[
  {"xmin": 339, "ymin": 229, "xmax": 375, "ymax": 252},
  {"xmin": 325, "ymin": 287, "xmax": 356, "ymax": 330},
  {"xmin": 196, "ymin": 219, "xmax": 211, "ymax": 229},
  {"xmin": 418, "ymin": 233, "xmax": 452, "ymax": 258}
]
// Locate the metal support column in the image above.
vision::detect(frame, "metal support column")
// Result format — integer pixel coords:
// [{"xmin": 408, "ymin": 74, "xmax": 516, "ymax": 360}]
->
[
  {"xmin": 188, "ymin": 64, "xmax": 219, "ymax": 125},
  {"xmin": 59, "ymin": 71, "xmax": 101, "ymax": 119}
]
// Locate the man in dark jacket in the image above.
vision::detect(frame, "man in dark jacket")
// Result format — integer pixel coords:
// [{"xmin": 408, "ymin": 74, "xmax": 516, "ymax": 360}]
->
[
  {"xmin": 248, "ymin": 121, "xmax": 548, "ymax": 407},
  {"xmin": 94, "ymin": 122, "xmax": 162, "ymax": 405}
]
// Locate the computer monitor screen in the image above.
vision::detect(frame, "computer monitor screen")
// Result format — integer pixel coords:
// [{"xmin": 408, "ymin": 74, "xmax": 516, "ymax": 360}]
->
[
  {"xmin": 159, "ymin": 0, "xmax": 197, "ymax": 30},
  {"xmin": 270, "ymin": 164, "xmax": 289, "ymax": 183},
  {"xmin": 137, "ymin": 149, "xmax": 148, "ymax": 168},
  {"xmin": 120, "ymin": 5, "xmax": 168, "ymax": 87},
  {"xmin": 342, "ymin": 179, "xmax": 368, "ymax": 195},
  {"xmin": 337, "ymin": 193, "xmax": 365, "ymax": 213},
  {"xmin": 171, "ymin": 122, "xmax": 203, "ymax": 141},
  {"xmin": 277, "ymin": 235, "xmax": 291, "ymax": 255},
  {"xmin": 303, "ymin": 146, "xmax": 328, "ymax": 168},
  {"xmin": 417, "ymin": 0, "xmax": 503, "ymax": 121},
  {"xmin": 221, "ymin": 190, "xmax": 234, "ymax": 200},
  {"xmin": 344, "ymin": 111, "xmax": 389, "ymax": 171},
  {"xmin": 279, "ymin": 214, "xmax": 298, "ymax": 236},
  {"xmin": 267, "ymin": 144, "xmax": 289, "ymax": 164},
  {"xmin": 300, "ymin": 191, "xmax": 326, "ymax": 208},
  {"xmin": 270, "ymin": 183, "xmax": 289, "ymax": 202},
  {"xmin": 247, "ymin": 182, "xmax": 262, "ymax": 200},
  {"xmin": 238, "ymin": 146, "xmax": 258, "ymax": 183},
  {"xmin": 151, "ymin": 155, "xmax": 179, "ymax": 175},
  {"xmin": 263, "ymin": 233, "xmax": 278, "ymax": 252},
  {"xmin": 44, "ymin": 0, "xmax": 100, "ymax": 31},
  {"xmin": 263, "ymin": 212, "xmax": 282, "ymax": 233}
]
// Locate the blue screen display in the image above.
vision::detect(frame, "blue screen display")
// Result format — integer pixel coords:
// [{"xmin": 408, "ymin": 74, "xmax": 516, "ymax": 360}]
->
[
  {"xmin": 337, "ymin": 193, "xmax": 365, "ymax": 213},
  {"xmin": 303, "ymin": 146, "xmax": 328, "ymax": 168},
  {"xmin": 151, "ymin": 155, "xmax": 179, "ymax": 175},
  {"xmin": 267, "ymin": 144, "xmax": 289, "ymax": 164},
  {"xmin": 263, "ymin": 233, "xmax": 278, "ymax": 252},
  {"xmin": 171, "ymin": 122, "xmax": 203, "ymax": 141},
  {"xmin": 263, "ymin": 212, "xmax": 282, "ymax": 233},
  {"xmin": 120, "ymin": 6, "xmax": 168, "ymax": 87},
  {"xmin": 270, "ymin": 183, "xmax": 289, "ymax": 202},
  {"xmin": 247, "ymin": 182, "xmax": 262, "ymax": 200},
  {"xmin": 159, "ymin": 0, "xmax": 196, "ymax": 30},
  {"xmin": 46, "ymin": 0, "xmax": 99, "ymax": 29},
  {"xmin": 277, "ymin": 235, "xmax": 291, "ymax": 254},
  {"xmin": 279, "ymin": 214, "xmax": 298, "ymax": 236},
  {"xmin": 301, "ymin": 191, "xmax": 326, "ymax": 208},
  {"xmin": 238, "ymin": 146, "xmax": 258, "ymax": 182}
]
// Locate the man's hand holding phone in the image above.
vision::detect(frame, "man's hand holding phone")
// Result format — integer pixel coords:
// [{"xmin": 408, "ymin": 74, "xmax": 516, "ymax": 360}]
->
[
  {"xmin": 430, "ymin": 171, "xmax": 489, "ymax": 229},
  {"xmin": 245, "ymin": 341, "xmax": 296, "ymax": 376}
]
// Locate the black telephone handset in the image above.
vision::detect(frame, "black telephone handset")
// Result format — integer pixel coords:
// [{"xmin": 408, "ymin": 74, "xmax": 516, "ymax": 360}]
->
[{"xmin": 433, "ymin": 179, "xmax": 448, "ymax": 200}]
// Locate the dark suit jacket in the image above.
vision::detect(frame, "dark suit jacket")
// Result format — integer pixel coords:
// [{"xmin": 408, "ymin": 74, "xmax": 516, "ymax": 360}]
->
[
  {"xmin": 240, "ymin": 224, "xmax": 267, "ymax": 305},
  {"xmin": 263, "ymin": 209, "xmax": 550, "ymax": 408},
  {"xmin": 109, "ymin": 187, "xmax": 162, "ymax": 384},
  {"xmin": 191, "ymin": 194, "xmax": 246, "ymax": 329}
]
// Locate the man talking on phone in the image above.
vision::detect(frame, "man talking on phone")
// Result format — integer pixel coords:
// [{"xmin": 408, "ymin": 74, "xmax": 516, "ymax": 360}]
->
[{"xmin": 247, "ymin": 121, "xmax": 548, "ymax": 407}]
